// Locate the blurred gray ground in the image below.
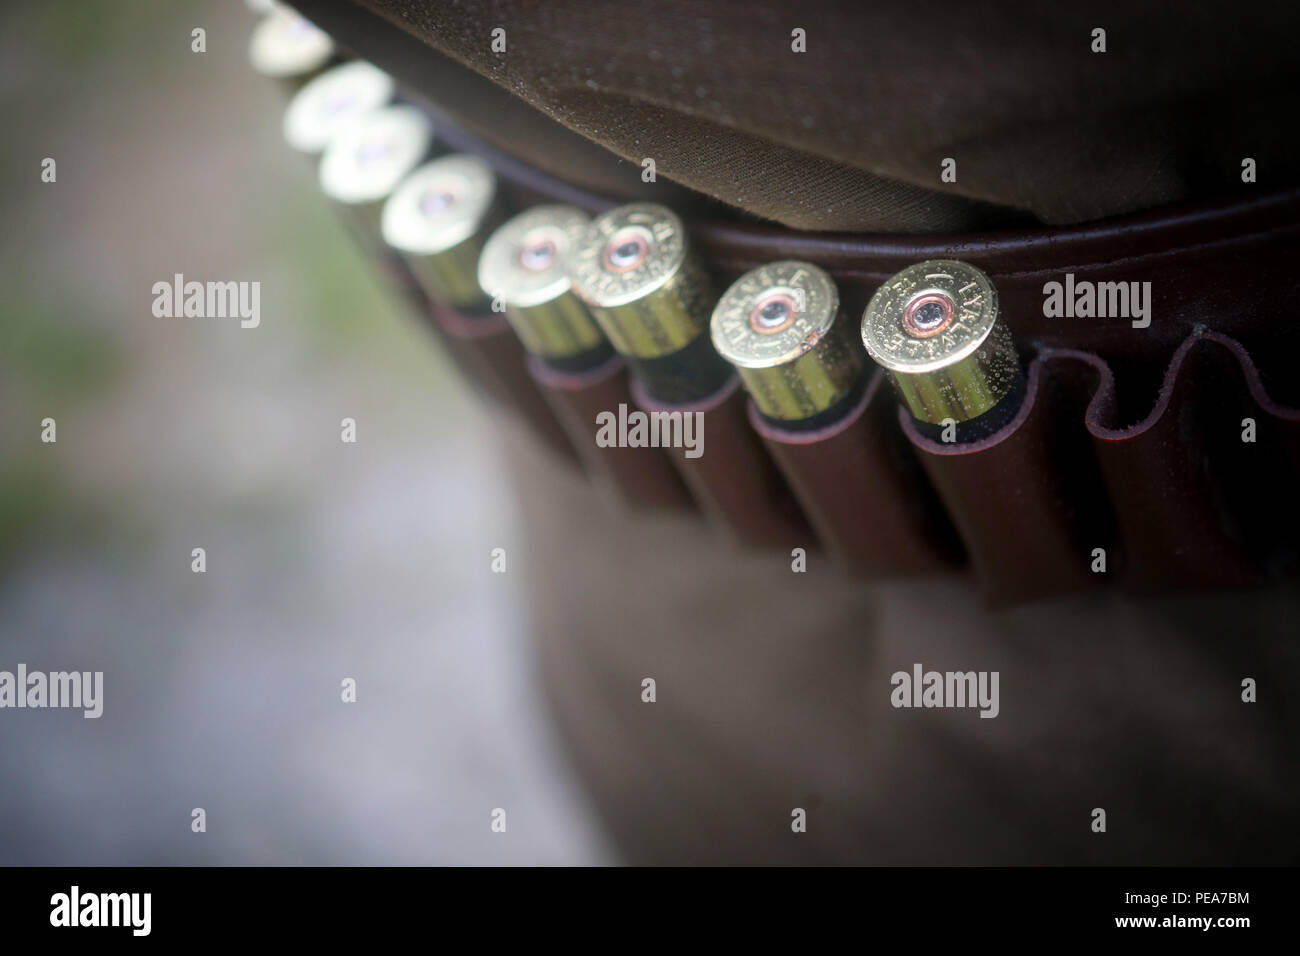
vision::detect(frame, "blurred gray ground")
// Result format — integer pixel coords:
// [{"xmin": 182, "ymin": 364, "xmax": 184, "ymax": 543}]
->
[{"xmin": 0, "ymin": 0, "xmax": 611, "ymax": 864}]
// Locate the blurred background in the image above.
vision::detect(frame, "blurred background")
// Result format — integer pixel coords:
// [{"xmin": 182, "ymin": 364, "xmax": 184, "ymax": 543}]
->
[{"xmin": 0, "ymin": 0, "xmax": 611, "ymax": 864}]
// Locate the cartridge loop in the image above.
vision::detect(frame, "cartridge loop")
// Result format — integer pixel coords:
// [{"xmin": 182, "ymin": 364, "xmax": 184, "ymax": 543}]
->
[
  {"xmin": 568, "ymin": 203, "xmax": 711, "ymax": 359},
  {"xmin": 862, "ymin": 259, "xmax": 1018, "ymax": 424},
  {"xmin": 712, "ymin": 261, "xmax": 862, "ymax": 421},
  {"xmin": 382, "ymin": 154, "xmax": 499, "ymax": 309},
  {"xmin": 478, "ymin": 205, "xmax": 606, "ymax": 359}
]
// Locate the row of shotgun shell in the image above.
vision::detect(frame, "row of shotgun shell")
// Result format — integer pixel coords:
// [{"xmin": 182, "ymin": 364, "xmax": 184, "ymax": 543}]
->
[{"xmin": 250, "ymin": 6, "xmax": 1025, "ymax": 574}]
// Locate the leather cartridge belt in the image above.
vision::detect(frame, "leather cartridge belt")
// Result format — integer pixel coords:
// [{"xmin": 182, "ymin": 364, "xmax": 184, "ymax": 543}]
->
[
  {"xmin": 255, "ymin": 10, "xmax": 1300, "ymax": 605},
  {"xmin": 421, "ymin": 105, "xmax": 1300, "ymax": 605}
]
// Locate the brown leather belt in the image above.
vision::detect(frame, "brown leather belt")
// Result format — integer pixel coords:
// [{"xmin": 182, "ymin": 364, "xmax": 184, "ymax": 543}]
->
[
  {"xmin": 409, "ymin": 109, "xmax": 1300, "ymax": 603},
  {"xmin": 289, "ymin": 0, "xmax": 1300, "ymax": 604}
]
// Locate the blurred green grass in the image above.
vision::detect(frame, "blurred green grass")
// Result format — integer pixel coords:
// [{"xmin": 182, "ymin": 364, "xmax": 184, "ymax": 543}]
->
[
  {"xmin": 1, "ymin": 277, "xmax": 122, "ymax": 398},
  {"xmin": 0, "ymin": 0, "xmax": 472, "ymax": 575},
  {"xmin": 0, "ymin": 276, "xmax": 123, "ymax": 570}
]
